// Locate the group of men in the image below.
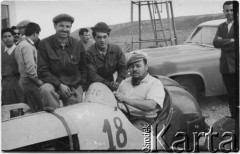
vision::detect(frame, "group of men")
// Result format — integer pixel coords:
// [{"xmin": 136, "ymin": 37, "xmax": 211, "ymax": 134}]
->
[
  {"xmin": 1, "ymin": 1, "xmax": 237, "ymax": 128},
  {"xmin": 2, "ymin": 13, "xmax": 166, "ymax": 127}
]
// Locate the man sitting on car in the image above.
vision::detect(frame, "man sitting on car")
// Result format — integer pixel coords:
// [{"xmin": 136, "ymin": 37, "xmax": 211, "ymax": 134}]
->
[{"xmin": 114, "ymin": 53, "xmax": 165, "ymax": 129}]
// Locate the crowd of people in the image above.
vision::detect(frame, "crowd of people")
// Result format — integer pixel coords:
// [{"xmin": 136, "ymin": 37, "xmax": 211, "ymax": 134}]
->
[{"xmin": 1, "ymin": 13, "xmax": 165, "ymax": 127}]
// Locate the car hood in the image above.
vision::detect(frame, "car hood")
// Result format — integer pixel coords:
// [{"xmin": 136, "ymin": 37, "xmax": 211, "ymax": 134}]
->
[
  {"xmin": 129, "ymin": 44, "xmax": 219, "ymax": 75},
  {"xmin": 138, "ymin": 44, "xmax": 218, "ymax": 65}
]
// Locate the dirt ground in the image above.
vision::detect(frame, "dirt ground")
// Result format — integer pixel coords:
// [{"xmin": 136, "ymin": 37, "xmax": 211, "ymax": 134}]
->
[{"xmin": 198, "ymin": 95, "xmax": 231, "ymax": 126}]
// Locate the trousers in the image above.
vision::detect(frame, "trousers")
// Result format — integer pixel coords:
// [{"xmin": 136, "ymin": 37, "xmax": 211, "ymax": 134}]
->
[
  {"xmin": 2, "ymin": 76, "xmax": 23, "ymax": 105},
  {"xmin": 40, "ymin": 83, "xmax": 83, "ymax": 110},
  {"xmin": 19, "ymin": 77, "xmax": 43, "ymax": 112},
  {"xmin": 222, "ymin": 73, "xmax": 238, "ymax": 118}
]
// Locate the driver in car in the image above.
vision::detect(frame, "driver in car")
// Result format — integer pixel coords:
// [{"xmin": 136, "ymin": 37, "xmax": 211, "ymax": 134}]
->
[{"xmin": 114, "ymin": 53, "xmax": 165, "ymax": 129}]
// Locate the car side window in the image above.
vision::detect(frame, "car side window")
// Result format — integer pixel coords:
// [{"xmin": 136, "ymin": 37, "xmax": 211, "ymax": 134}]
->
[{"xmin": 189, "ymin": 26, "xmax": 218, "ymax": 46}]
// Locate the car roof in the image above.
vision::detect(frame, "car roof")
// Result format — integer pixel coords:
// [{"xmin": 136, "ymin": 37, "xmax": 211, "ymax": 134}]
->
[{"xmin": 198, "ymin": 19, "xmax": 226, "ymax": 27}]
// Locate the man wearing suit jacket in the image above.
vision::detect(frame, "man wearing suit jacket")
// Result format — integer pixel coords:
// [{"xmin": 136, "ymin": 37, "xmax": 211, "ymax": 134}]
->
[{"xmin": 213, "ymin": 1, "xmax": 237, "ymax": 119}]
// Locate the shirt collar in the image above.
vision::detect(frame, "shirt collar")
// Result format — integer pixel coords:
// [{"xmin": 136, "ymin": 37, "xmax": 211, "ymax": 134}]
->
[
  {"xmin": 96, "ymin": 45, "xmax": 107, "ymax": 56},
  {"xmin": 92, "ymin": 43, "xmax": 114, "ymax": 56},
  {"xmin": 140, "ymin": 73, "xmax": 150, "ymax": 83},
  {"xmin": 226, "ymin": 20, "xmax": 234, "ymax": 24},
  {"xmin": 4, "ymin": 44, "xmax": 16, "ymax": 55},
  {"xmin": 26, "ymin": 37, "xmax": 35, "ymax": 46},
  {"xmin": 127, "ymin": 73, "xmax": 150, "ymax": 83},
  {"xmin": 53, "ymin": 34, "xmax": 70, "ymax": 48}
]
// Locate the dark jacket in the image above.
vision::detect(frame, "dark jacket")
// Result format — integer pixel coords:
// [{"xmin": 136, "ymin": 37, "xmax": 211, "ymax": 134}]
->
[
  {"xmin": 213, "ymin": 21, "xmax": 235, "ymax": 73},
  {"xmin": 87, "ymin": 43, "xmax": 127, "ymax": 87},
  {"xmin": 37, "ymin": 35, "xmax": 87, "ymax": 90}
]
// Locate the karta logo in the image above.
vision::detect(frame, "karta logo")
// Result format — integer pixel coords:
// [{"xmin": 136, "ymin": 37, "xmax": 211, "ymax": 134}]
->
[{"xmin": 142, "ymin": 124, "xmax": 238, "ymax": 152}]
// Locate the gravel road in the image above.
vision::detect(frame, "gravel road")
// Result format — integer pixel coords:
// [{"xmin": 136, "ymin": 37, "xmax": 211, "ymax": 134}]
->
[{"xmin": 198, "ymin": 95, "xmax": 231, "ymax": 126}]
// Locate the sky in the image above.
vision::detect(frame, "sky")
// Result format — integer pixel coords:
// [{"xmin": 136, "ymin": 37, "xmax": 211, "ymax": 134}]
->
[{"xmin": 11, "ymin": 0, "xmax": 225, "ymax": 39}]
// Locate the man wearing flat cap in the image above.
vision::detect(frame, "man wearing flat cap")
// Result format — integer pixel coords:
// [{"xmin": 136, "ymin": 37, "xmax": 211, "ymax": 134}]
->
[
  {"xmin": 37, "ymin": 13, "xmax": 88, "ymax": 110},
  {"xmin": 87, "ymin": 22, "xmax": 127, "ymax": 91},
  {"xmin": 114, "ymin": 53, "xmax": 165, "ymax": 129}
]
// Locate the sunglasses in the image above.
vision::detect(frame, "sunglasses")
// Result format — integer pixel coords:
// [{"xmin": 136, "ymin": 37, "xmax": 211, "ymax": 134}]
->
[{"xmin": 14, "ymin": 33, "xmax": 20, "ymax": 35}]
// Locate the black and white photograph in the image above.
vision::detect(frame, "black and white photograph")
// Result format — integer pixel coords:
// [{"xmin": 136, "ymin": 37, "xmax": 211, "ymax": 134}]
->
[{"xmin": 1, "ymin": 0, "xmax": 239, "ymax": 152}]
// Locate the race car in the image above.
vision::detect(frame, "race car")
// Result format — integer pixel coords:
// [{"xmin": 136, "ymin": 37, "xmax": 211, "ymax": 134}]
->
[{"xmin": 2, "ymin": 75, "xmax": 208, "ymax": 152}]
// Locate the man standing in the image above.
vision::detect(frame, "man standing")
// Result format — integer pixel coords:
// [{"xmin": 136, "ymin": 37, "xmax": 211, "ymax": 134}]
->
[
  {"xmin": 114, "ymin": 53, "xmax": 165, "ymax": 129},
  {"xmin": 79, "ymin": 28, "xmax": 95, "ymax": 51},
  {"xmin": 2, "ymin": 28, "xmax": 23, "ymax": 105},
  {"xmin": 213, "ymin": 1, "xmax": 237, "ymax": 119},
  {"xmin": 11, "ymin": 26, "xmax": 21, "ymax": 44},
  {"xmin": 15, "ymin": 22, "xmax": 43, "ymax": 112},
  {"xmin": 38, "ymin": 14, "xmax": 88, "ymax": 110},
  {"xmin": 87, "ymin": 22, "xmax": 127, "ymax": 91}
]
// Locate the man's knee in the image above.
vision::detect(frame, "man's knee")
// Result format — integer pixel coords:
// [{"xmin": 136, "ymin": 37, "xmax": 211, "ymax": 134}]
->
[
  {"xmin": 40, "ymin": 83, "xmax": 56, "ymax": 95},
  {"xmin": 40, "ymin": 83, "xmax": 60, "ymax": 109}
]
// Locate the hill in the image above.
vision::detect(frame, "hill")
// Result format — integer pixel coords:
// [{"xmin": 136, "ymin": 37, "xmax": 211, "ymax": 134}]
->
[{"xmin": 71, "ymin": 13, "xmax": 225, "ymax": 51}]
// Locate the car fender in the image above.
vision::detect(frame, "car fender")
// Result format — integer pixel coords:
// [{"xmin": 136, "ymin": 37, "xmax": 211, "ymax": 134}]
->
[{"xmin": 167, "ymin": 72, "xmax": 205, "ymax": 87}]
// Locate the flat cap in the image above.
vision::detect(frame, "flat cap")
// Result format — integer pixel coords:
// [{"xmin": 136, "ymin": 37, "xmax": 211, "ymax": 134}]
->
[
  {"xmin": 91, "ymin": 22, "xmax": 111, "ymax": 33},
  {"xmin": 53, "ymin": 13, "xmax": 74, "ymax": 24},
  {"xmin": 16, "ymin": 20, "xmax": 31, "ymax": 28},
  {"xmin": 127, "ymin": 53, "xmax": 147, "ymax": 67}
]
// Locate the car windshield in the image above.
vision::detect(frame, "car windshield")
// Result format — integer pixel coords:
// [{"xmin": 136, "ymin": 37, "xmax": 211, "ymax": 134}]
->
[
  {"xmin": 186, "ymin": 26, "xmax": 218, "ymax": 46},
  {"xmin": 84, "ymin": 82, "xmax": 118, "ymax": 108}
]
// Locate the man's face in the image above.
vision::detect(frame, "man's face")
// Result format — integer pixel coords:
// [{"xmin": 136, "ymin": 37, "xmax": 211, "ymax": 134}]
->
[
  {"xmin": 223, "ymin": 4, "xmax": 233, "ymax": 22},
  {"xmin": 81, "ymin": 32, "xmax": 90, "ymax": 43},
  {"xmin": 54, "ymin": 21, "xmax": 72, "ymax": 39},
  {"xmin": 33, "ymin": 32, "xmax": 40, "ymax": 43},
  {"xmin": 13, "ymin": 29, "xmax": 21, "ymax": 42},
  {"xmin": 94, "ymin": 32, "xmax": 109, "ymax": 50},
  {"xmin": 2, "ymin": 32, "xmax": 14, "ymax": 48},
  {"xmin": 129, "ymin": 60, "xmax": 148, "ymax": 79}
]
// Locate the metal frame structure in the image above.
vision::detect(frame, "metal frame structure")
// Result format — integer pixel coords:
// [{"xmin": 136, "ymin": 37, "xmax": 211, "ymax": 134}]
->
[{"xmin": 131, "ymin": 0, "xmax": 177, "ymax": 50}]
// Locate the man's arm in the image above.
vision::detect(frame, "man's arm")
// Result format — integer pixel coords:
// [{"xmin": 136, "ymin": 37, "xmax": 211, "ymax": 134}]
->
[
  {"xmin": 21, "ymin": 45, "xmax": 43, "ymax": 86},
  {"xmin": 116, "ymin": 47, "xmax": 127, "ymax": 83},
  {"xmin": 37, "ymin": 41, "xmax": 61, "ymax": 90},
  {"xmin": 79, "ymin": 44, "xmax": 88, "ymax": 86},
  {"xmin": 114, "ymin": 92, "xmax": 157, "ymax": 111},
  {"xmin": 213, "ymin": 25, "xmax": 235, "ymax": 49},
  {"xmin": 115, "ymin": 78, "xmax": 165, "ymax": 111},
  {"xmin": 86, "ymin": 52, "xmax": 111, "ymax": 87}
]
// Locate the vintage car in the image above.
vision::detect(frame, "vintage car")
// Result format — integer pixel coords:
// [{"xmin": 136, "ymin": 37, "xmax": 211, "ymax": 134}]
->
[
  {"xmin": 2, "ymin": 75, "xmax": 208, "ymax": 152},
  {"xmin": 128, "ymin": 19, "xmax": 227, "ymax": 100}
]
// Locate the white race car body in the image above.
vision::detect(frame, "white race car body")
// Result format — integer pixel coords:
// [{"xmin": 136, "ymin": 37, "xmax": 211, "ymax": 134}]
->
[{"xmin": 2, "ymin": 75, "xmax": 208, "ymax": 152}]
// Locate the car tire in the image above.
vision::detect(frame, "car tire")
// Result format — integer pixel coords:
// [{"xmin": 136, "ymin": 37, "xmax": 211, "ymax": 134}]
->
[{"xmin": 174, "ymin": 77, "xmax": 199, "ymax": 100}]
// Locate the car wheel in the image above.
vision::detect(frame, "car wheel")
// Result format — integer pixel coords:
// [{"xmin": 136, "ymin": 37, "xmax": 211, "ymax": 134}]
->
[{"xmin": 174, "ymin": 77, "xmax": 199, "ymax": 100}]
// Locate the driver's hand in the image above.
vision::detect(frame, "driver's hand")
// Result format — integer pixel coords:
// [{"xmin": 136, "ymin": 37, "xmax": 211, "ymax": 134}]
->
[
  {"xmin": 110, "ymin": 81, "xmax": 120, "ymax": 91},
  {"xmin": 114, "ymin": 92, "xmax": 126, "ymax": 103},
  {"xmin": 59, "ymin": 84, "xmax": 72, "ymax": 98}
]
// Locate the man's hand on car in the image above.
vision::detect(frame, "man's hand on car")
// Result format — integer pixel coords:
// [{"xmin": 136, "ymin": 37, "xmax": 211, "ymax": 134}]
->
[
  {"xmin": 114, "ymin": 92, "xmax": 127, "ymax": 103},
  {"xmin": 59, "ymin": 84, "xmax": 72, "ymax": 98}
]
